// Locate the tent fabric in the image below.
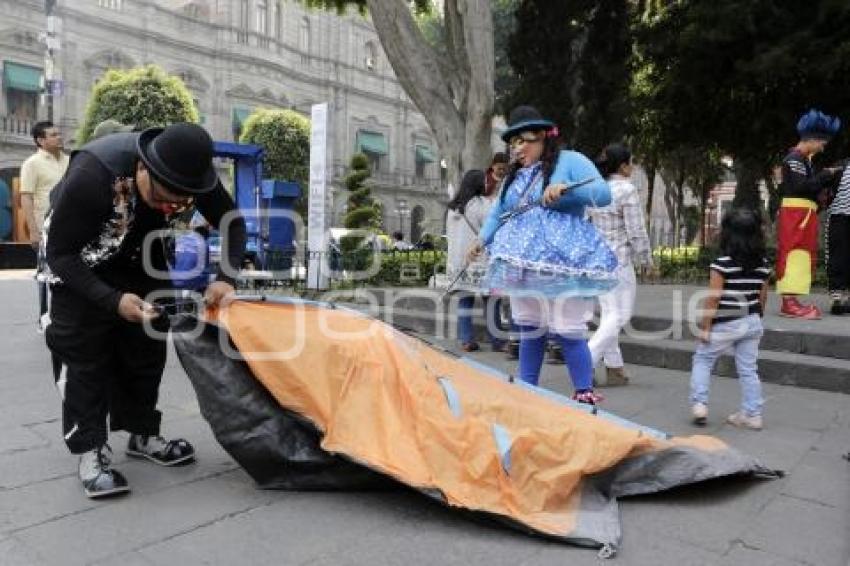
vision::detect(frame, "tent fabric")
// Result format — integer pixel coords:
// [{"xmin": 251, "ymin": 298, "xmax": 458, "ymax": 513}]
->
[
  {"xmin": 3, "ymin": 62, "xmax": 42, "ymax": 92},
  {"xmin": 174, "ymin": 298, "xmax": 777, "ymax": 553},
  {"xmin": 356, "ymin": 130, "xmax": 388, "ymax": 155},
  {"xmin": 172, "ymin": 314, "xmax": 389, "ymax": 490}
]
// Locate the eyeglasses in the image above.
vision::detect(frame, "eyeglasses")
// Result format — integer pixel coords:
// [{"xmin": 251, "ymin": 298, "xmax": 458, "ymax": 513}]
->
[
  {"xmin": 150, "ymin": 179, "xmax": 194, "ymax": 215},
  {"xmin": 509, "ymin": 133, "xmax": 543, "ymax": 149}
]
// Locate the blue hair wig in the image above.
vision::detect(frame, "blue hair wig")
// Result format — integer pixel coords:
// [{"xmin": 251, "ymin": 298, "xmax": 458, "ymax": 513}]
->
[{"xmin": 796, "ymin": 109, "xmax": 841, "ymax": 140}]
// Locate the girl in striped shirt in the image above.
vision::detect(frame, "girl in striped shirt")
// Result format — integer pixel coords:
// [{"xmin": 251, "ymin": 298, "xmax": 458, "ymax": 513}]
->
[{"xmin": 689, "ymin": 209, "xmax": 771, "ymax": 430}]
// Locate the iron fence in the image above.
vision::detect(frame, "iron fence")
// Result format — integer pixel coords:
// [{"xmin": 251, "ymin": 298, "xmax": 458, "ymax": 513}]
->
[{"xmin": 236, "ymin": 247, "xmax": 447, "ymax": 292}]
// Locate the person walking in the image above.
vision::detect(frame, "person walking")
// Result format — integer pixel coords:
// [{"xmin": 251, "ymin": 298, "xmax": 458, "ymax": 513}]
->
[
  {"xmin": 825, "ymin": 164, "xmax": 850, "ymax": 315},
  {"xmin": 468, "ymin": 105, "xmax": 617, "ymax": 405},
  {"xmin": 20, "ymin": 121, "xmax": 69, "ymax": 331},
  {"xmin": 45, "ymin": 123, "xmax": 246, "ymax": 498},
  {"xmin": 392, "ymin": 230, "xmax": 413, "ymax": 251},
  {"xmin": 446, "ymin": 169, "xmax": 502, "ymax": 351},
  {"xmin": 20, "ymin": 121, "xmax": 69, "ymax": 245},
  {"xmin": 484, "ymin": 152, "xmax": 513, "ymax": 354},
  {"xmin": 689, "ymin": 208, "xmax": 770, "ymax": 430},
  {"xmin": 776, "ymin": 109, "xmax": 843, "ymax": 319},
  {"xmin": 587, "ymin": 143, "xmax": 654, "ymax": 386},
  {"xmin": 484, "ymin": 152, "xmax": 509, "ymax": 198}
]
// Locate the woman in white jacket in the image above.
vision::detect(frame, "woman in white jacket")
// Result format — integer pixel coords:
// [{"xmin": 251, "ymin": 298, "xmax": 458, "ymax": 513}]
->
[
  {"xmin": 587, "ymin": 143, "xmax": 654, "ymax": 385},
  {"xmin": 446, "ymin": 169, "xmax": 502, "ymax": 351}
]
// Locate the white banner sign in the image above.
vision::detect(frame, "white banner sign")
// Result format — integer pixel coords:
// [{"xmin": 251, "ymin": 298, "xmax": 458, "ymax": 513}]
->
[{"xmin": 307, "ymin": 102, "xmax": 330, "ymax": 290}]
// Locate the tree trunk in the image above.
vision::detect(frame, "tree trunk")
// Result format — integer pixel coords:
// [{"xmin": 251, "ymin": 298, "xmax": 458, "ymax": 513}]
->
[
  {"xmin": 763, "ymin": 165, "xmax": 780, "ymax": 220},
  {"xmin": 660, "ymin": 171, "xmax": 677, "ymax": 246},
  {"xmin": 732, "ymin": 157, "xmax": 763, "ymax": 210},
  {"xmin": 366, "ymin": 0, "xmax": 495, "ymax": 195},
  {"xmin": 698, "ymin": 181, "xmax": 710, "ymax": 247},
  {"xmin": 675, "ymin": 173, "xmax": 685, "ymax": 246},
  {"xmin": 644, "ymin": 160, "xmax": 657, "ymax": 235},
  {"xmin": 762, "ymin": 165, "xmax": 779, "ymax": 247}
]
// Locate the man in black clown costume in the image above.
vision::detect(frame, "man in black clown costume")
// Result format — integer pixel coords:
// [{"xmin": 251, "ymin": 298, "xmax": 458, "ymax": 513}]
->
[{"xmin": 45, "ymin": 123, "xmax": 246, "ymax": 498}]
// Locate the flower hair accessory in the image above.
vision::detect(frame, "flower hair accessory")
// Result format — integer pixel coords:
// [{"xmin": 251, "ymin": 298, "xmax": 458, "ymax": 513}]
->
[{"xmin": 546, "ymin": 126, "xmax": 560, "ymax": 139}]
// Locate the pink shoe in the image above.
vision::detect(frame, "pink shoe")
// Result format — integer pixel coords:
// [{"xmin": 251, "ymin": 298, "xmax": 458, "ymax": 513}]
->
[{"xmin": 572, "ymin": 390, "xmax": 604, "ymax": 406}]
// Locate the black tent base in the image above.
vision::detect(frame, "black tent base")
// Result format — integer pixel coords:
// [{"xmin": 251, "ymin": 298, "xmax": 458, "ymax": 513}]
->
[{"xmin": 172, "ymin": 315, "xmax": 389, "ymax": 490}]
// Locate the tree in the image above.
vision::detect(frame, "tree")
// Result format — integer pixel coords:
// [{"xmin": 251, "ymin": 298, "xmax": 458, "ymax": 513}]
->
[
  {"xmin": 77, "ymin": 65, "xmax": 198, "ymax": 145},
  {"xmin": 342, "ymin": 153, "xmax": 380, "ymax": 232},
  {"xmin": 339, "ymin": 153, "xmax": 381, "ymax": 259},
  {"xmin": 684, "ymin": 148, "xmax": 724, "ymax": 247},
  {"xmin": 492, "ymin": 0, "xmax": 520, "ymax": 115},
  {"xmin": 239, "ymin": 108, "xmax": 311, "ymax": 218},
  {"xmin": 628, "ymin": 61, "xmax": 663, "ymax": 229},
  {"xmin": 415, "ymin": 0, "xmax": 518, "ymax": 116},
  {"xmin": 633, "ymin": 1, "xmax": 850, "ymax": 210},
  {"xmin": 504, "ymin": 0, "xmax": 631, "ymax": 157},
  {"xmin": 304, "ymin": 0, "xmax": 495, "ymax": 192},
  {"xmin": 656, "ymin": 145, "xmax": 723, "ymax": 247}
]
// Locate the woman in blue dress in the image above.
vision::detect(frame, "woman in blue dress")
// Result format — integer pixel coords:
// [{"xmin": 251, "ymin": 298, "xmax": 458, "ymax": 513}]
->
[{"xmin": 467, "ymin": 106, "xmax": 618, "ymax": 404}]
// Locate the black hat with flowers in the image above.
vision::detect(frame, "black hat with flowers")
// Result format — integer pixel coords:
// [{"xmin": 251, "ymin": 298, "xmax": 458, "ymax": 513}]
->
[{"xmin": 500, "ymin": 105, "xmax": 556, "ymax": 142}]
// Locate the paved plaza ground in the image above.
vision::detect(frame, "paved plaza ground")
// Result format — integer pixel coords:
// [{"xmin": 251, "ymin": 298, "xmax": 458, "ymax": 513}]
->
[{"xmin": 0, "ymin": 273, "xmax": 848, "ymax": 566}]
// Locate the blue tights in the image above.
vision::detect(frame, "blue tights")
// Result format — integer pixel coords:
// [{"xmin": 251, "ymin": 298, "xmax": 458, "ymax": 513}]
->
[{"xmin": 516, "ymin": 325, "xmax": 593, "ymax": 391}]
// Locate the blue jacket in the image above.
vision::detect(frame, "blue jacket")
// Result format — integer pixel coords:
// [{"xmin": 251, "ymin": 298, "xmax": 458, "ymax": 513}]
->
[{"xmin": 478, "ymin": 150, "xmax": 610, "ymax": 246}]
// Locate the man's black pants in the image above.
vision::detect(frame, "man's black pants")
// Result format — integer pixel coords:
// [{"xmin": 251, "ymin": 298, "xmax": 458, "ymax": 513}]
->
[
  {"xmin": 45, "ymin": 287, "xmax": 167, "ymax": 454},
  {"xmin": 827, "ymin": 214, "xmax": 850, "ymax": 294}
]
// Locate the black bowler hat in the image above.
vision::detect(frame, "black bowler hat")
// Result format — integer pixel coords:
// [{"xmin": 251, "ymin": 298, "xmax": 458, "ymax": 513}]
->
[
  {"xmin": 136, "ymin": 123, "xmax": 218, "ymax": 195},
  {"xmin": 500, "ymin": 105, "xmax": 556, "ymax": 142}
]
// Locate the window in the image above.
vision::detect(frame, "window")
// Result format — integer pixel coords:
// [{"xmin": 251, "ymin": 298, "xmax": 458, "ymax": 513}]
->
[
  {"xmin": 3, "ymin": 62, "xmax": 42, "ymax": 121},
  {"xmin": 356, "ymin": 130, "xmax": 388, "ymax": 173},
  {"xmin": 237, "ymin": 0, "xmax": 249, "ymax": 44},
  {"xmin": 273, "ymin": 2, "xmax": 281, "ymax": 40},
  {"xmin": 365, "ymin": 153, "xmax": 382, "ymax": 173},
  {"xmin": 414, "ymin": 145, "xmax": 435, "ymax": 179},
  {"xmin": 232, "ymin": 106, "xmax": 252, "ymax": 140},
  {"xmin": 6, "ymin": 89, "xmax": 38, "ymax": 121},
  {"xmin": 241, "ymin": 0, "xmax": 250, "ymax": 27},
  {"xmin": 365, "ymin": 41, "xmax": 377, "ymax": 71},
  {"xmin": 256, "ymin": 1, "xmax": 268, "ymax": 35},
  {"xmin": 183, "ymin": 2, "xmax": 208, "ymax": 20},
  {"xmin": 98, "ymin": 0, "xmax": 123, "ymax": 9},
  {"xmin": 299, "ymin": 17, "xmax": 311, "ymax": 59}
]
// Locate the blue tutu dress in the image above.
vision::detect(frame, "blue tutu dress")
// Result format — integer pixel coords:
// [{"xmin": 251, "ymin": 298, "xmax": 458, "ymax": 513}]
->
[{"xmin": 478, "ymin": 151, "xmax": 619, "ymax": 297}]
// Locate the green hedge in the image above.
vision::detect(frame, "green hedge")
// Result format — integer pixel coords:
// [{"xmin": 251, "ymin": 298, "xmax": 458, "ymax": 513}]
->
[
  {"xmin": 77, "ymin": 65, "xmax": 198, "ymax": 145},
  {"xmin": 373, "ymin": 250, "xmax": 445, "ymax": 286},
  {"xmin": 335, "ymin": 250, "xmax": 446, "ymax": 286},
  {"xmin": 650, "ymin": 246, "xmax": 828, "ymax": 287}
]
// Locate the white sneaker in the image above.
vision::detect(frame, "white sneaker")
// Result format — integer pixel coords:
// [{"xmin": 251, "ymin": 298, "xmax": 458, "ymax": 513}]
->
[
  {"xmin": 726, "ymin": 412, "xmax": 762, "ymax": 430},
  {"xmin": 78, "ymin": 445, "xmax": 130, "ymax": 499},
  {"xmin": 126, "ymin": 434, "xmax": 195, "ymax": 466},
  {"xmin": 691, "ymin": 403, "xmax": 708, "ymax": 425}
]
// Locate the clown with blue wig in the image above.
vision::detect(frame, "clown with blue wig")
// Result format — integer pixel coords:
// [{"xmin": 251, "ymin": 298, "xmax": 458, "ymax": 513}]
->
[{"xmin": 776, "ymin": 109, "xmax": 843, "ymax": 319}]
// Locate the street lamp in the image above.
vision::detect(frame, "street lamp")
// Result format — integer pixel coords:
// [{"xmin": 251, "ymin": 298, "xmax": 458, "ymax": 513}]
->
[{"xmin": 394, "ymin": 198, "xmax": 410, "ymax": 239}]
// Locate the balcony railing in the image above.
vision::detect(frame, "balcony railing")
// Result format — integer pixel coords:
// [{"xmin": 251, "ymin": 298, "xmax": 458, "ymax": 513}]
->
[
  {"xmin": 329, "ymin": 164, "xmax": 440, "ymax": 192},
  {"xmin": 0, "ymin": 115, "xmax": 34, "ymax": 137}
]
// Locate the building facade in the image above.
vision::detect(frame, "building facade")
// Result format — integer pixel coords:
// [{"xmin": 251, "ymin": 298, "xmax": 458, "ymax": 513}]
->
[{"xmin": 0, "ymin": 0, "xmax": 446, "ymax": 243}]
